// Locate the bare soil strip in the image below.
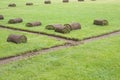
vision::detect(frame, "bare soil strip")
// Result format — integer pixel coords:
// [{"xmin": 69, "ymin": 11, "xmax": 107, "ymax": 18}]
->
[
  {"xmin": 0, "ymin": 43, "xmax": 71, "ymax": 65},
  {"xmin": 0, "ymin": 25, "xmax": 120, "ymax": 65}
]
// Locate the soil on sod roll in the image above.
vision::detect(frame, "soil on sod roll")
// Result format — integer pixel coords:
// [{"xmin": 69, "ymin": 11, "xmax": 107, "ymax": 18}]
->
[
  {"xmin": 64, "ymin": 22, "xmax": 81, "ymax": 30},
  {"xmin": 8, "ymin": 3, "xmax": 16, "ymax": 7},
  {"xmin": 45, "ymin": 24, "xmax": 63, "ymax": 30},
  {"xmin": 7, "ymin": 34, "xmax": 27, "ymax": 44},
  {"xmin": 55, "ymin": 25, "xmax": 71, "ymax": 34},
  {"xmin": 8, "ymin": 18, "xmax": 23, "ymax": 24},
  {"xmin": 63, "ymin": 0, "xmax": 69, "ymax": 3},
  {"xmin": 26, "ymin": 2, "xmax": 33, "ymax": 6},
  {"xmin": 93, "ymin": 19, "xmax": 108, "ymax": 26},
  {"xmin": 0, "ymin": 15, "xmax": 4, "ymax": 20},
  {"xmin": 44, "ymin": 0, "xmax": 51, "ymax": 4},
  {"xmin": 26, "ymin": 21, "xmax": 41, "ymax": 27}
]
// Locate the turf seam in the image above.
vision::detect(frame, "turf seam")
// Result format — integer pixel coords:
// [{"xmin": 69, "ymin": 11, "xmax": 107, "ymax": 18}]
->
[
  {"xmin": 0, "ymin": 25, "xmax": 120, "ymax": 65},
  {"xmin": 0, "ymin": 25, "xmax": 79, "ymax": 41}
]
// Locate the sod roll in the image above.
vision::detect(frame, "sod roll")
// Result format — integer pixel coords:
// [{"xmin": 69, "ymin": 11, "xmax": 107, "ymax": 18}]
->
[
  {"xmin": 8, "ymin": 18, "xmax": 23, "ymax": 24},
  {"xmin": 26, "ymin": 2, "xmax": 33, "ymax": 6},
  {"xmin": 63, "ymin": 0, "xmax": 69, "ymax": 3},
  {"xmin": 45, "ymin": 24, "xmax": 63, "ymax": 30},
  {"xmin": 78, "ymin": 0, "xmax": 84, "ymax": 1},
  {"xmin": 26, "ymin": 21, "xmax": 41, "ymax": 27},
  {"xmin": 93, "ymin": 19, "xmax": 108, "ymax": 26},
  {"xmin": 55, "ymin": 25, "xmax": 71, "ymax": 34},
  {"xmin": 8, "ymin": 3, "xmax": 16, "ymax": 7},
  {"xmin": 7, "ymin": 34, "xmax": 27, "ymax": 44},
  {"xmin": 64, "ymin": 22, "xmax": 81, "ymax": 30},
  {"xmin": 44, "ymin": 0, "xmax": 51, "ymax": 4},
  {"xmin": 0, "ymin": 15, "xmax": 4, "ymax": 20}
]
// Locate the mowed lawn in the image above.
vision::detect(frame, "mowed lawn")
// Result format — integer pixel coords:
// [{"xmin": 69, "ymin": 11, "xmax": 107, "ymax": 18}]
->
[
  {"xmin": 0, "ymin": 28, "xmax": 64, "ymax": 58},
  {"xmin": 0, "ymin": 0, "xmax": 120, "ymax": 39},
  {"xmin": 0, "ymin": 33, "xmax": 120, "ymax": 80}
]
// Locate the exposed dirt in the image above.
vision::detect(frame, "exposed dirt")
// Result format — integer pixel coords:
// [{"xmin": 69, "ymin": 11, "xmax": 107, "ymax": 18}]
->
[
  {"xmin": 0, "ymin": 25, "xmax": 120, "ymax": 65},
  {"xmin": 0, "ymin": 43, "xmax": 71, "ymax": 65}
]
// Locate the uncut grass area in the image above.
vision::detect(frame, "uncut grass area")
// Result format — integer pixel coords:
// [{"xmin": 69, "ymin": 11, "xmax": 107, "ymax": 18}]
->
[
  {"xmin": 0, "ymin": 0, "xmax": 120, "ymax": 40},
  {"xmin": 0, "ymin": 28, "xmax": 64, "ymax": 58},
  {"xmin": 0, "ymin": 33, "xmax": 120, "ymax": 80}
]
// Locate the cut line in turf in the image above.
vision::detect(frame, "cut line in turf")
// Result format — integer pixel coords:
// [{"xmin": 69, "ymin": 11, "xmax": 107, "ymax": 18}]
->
[
  {"xmin": 0, "ymin": 29, "xmax": 119, "ymax": 65},
  {"xmin": 0, "ymin": 25, "xmax": 120, "ymax": 41},
  {"xmin": 0, "ymin": 28, "xmax": 65, "ymax": 59}
]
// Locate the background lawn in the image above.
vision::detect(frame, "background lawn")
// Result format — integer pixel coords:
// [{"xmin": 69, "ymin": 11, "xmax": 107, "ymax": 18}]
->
[
  {"xmin": 0, "ymin": 0, "xmax": 120, "ymax": 40},
  {"xmin": 0, "ymin": 32, "xmax": 120, "ymax": 80},
  {"xmin": 0, "ymin": 0, "xmax": 120, "ymax": 80},
  {"xmin": 0, "ymin": 28, "xmax": 64, "ymax": 58}
]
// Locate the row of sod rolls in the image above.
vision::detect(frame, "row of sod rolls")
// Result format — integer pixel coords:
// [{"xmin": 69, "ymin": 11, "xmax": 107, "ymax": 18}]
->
[
  {"xmin": 46, "ymin": 22, "xmax": 81, "ymax": 34},
  {"xmin": 7, "ymin": 18, "xmax": 107, "ymax": 27},
  {"xmin": 46, "ymin": 20, "xmax": 108, "ymax": 34},
  {"xmin": 0, "ymin": 15, "xmax": 41, "ymax": 27},
  {"xmin": 0, "ymin": 15, "xmax": 108, "ymax": 33},
  {"xmin": 7, "ymin": 0, "xmax": 88, "ymax": 7},
  {"xmin": 7, "ymin": 18, "xmax": 42, "ymax": 27},
  {"xmin": 63, "ymin": 0, "xmax": 84, "ymax": 3},
  {"xmin": 8, "ymin": 3, "xmax": 34, "ymax": 7}
]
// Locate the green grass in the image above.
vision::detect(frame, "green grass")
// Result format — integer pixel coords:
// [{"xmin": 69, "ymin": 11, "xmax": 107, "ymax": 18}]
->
[
  {"xmin": 0, "ymin": 0, "xmax": 120, "ymax": 79},
  {"xmin": 0, "ymin": 0, "xmax": 120, "ymax": 39},
  {"xmin": 0, "ymin": 33, "xmax": 120, "ymax": 80},
  {"xmin": 0, "ymin": 28, "xmax": 64, "ymax": 58}
]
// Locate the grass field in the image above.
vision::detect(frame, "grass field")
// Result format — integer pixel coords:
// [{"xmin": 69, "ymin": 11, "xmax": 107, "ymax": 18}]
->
[
  {"xmin": 0, "ymin": 0, "xmax": 120, "ymax": 80},
  {"xmin": 0, "ymin": 28, "xmax": 64, "ymax": 58},
  {"xmin": 0, "ymin": 0, "xmax": 120, "ymax": 39},
  {"xmin": 0, "ymin": 33, "xmax": 120, "ymax": 80}
]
